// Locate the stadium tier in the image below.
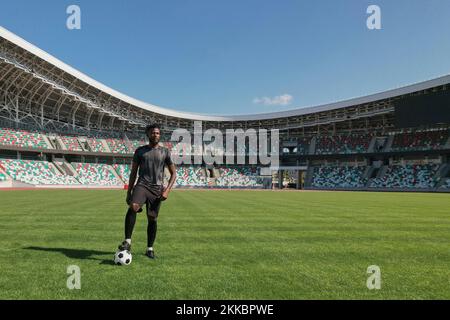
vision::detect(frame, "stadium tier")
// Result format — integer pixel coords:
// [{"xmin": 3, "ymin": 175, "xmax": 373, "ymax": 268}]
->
[
  {"xmin": 0, "ymin": 170, "xmax": 6, "ymax": 181},
  {"xmin": 311, "ymin": 166, "xmax": 368, "ymax": 188},
  {"xmin": 87, "ymin": 137, "xmax": 108, "ymax": 153},
  {"xmin": 110, "ymin": 164, "xmax": 263, "ymax": 188},
  {"xmin": 441, "ymin": 178, "xmax": 450, "ymax": 189},
  {"xmin": 113, "ymin": 164, "xmax": 131, "ymax": 183},
  {"xmin": 106, "ymin": 138, "xmax": 131, "ymax": 154},
  {"xmin": 129, "ymin": 139, "xmax": 147, "ymax": 150},
  {"xmin": 391, "ymin": 130, "xmax": 449, "ymax": 152},
  {"xmin": 72, "ymin": 163, "xmax": 123, "ymax": 186},
  {"xmin": 369, "ymin": 164, "xmax": 440, "ymax": 189},
  {"xmin": 0, "ymin": 128, "xmax": 49, "ymax": 149},
  {"xmin": 216, "ymin": 167, "xmax": 262, "ymax": 188},
  {"xmin": 0, "ymin": 159, "xmax": 79, "ymax": 185},
  {"xmin": 1, "ymin": 125, "xmax": 450, "ymax": 190},
  {"xmin": 315, "ymin": 134, "xmax": 373, "ymax": 154},
  {"xmin": 176, "ymin": 166, "xmax": 207, "ymax": 187},
  {"xmin": 59, "ymin": 135, "xmax": 83, "ymax": 151}
]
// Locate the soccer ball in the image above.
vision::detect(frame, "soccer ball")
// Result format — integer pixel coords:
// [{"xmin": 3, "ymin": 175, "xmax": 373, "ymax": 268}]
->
[{"xmin": 114, "ymin": 250, "xmax": 132, "ymax": 266}]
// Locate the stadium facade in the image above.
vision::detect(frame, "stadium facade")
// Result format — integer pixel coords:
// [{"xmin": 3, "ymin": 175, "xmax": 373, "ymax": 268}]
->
[{"xmin": 1, "ymin": 26, "xmax": 449, "ymax": 191}]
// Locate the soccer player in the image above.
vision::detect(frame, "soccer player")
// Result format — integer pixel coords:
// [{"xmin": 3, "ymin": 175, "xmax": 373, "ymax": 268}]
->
[{"xmin": 118, "ymin": 124, "xmax": 176, "ymax": 259}]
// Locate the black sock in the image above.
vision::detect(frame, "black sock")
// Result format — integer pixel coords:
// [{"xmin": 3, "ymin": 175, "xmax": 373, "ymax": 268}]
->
[
  {"xmin": 147, "ymin": 219, "xmax": 157, "ymax": 248},
  {"xmin": 125, "ymin": 208, "xmax": 137, "ymax": 240}
]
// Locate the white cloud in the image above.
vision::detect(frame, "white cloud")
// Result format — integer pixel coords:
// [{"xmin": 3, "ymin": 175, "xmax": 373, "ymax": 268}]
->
[{"xmin": 253, "ymin": 94, "xmax": 293, "ymax": 106}]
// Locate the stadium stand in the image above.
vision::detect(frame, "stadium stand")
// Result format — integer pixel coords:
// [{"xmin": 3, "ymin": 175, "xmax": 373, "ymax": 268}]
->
[
  {"xmin": 2, "ymin": 28, "xmax": 450, "ymax": 192},
  {"xmin": 315, "ymin": 134, "xmax": 372, "ymax": 154},
  {"xmin": 114, "ymin": 164, "xmax": 131, "ymax": 183},
  {"xmin": 59, "ymin": 135, "xmax": 83, "ymax": 151},
  {"xmin": 112, "ymin": 164, "xmax": 264, "ymax": 189},
  {"xmin": 72, "ymin": 163, "xmax": 123, "ymax": 186},
  {"xmin": 176, "ymin": 166, "xmax": 207, "ymax": 187},
  {"xmin": 440, "ymin": 178, "xmax": 450, "ymax": 189},
  {"xmin": 0, "ymin": 128, "xmax": 49, "ymax": 149},
  {"xmin": 215, "ymin": 166, "xmax": 262, "ymax": 188},
  {"xmin": 311, "ymin": 166, "xmax": 367, "ymax": 188},
  {"xmin": 391, "ymin": 130, "xmax": 449, "ymax": 151},
  {"xmin": 106, "ymin": 138, "xmax": 131, "ymax": 154},
  {"xmin": 87, "ymin": 137, "xmax": 108, "ymax": 153},
  {"xmin": 0, "ymin": 159, "xmax": 80, "ymax": 185},
  {"xmin": 369, "ymin": 164, "xmax": 440, "ymax": 189},
  {"xmin": 129, "ymin": 139, "xmax": 146, "ymax": 150}
]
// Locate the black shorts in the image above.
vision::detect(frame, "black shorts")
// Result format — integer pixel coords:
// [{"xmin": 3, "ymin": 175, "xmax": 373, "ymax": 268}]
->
[{"xmin": 131, "ymin": 184, "xmax": 164, "ymax": 218}]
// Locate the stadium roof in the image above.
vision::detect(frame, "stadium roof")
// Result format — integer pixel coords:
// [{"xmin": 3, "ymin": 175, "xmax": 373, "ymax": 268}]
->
[{"xmin": 1, "ymin": 25, "xmax": 450, "ymax": 122}]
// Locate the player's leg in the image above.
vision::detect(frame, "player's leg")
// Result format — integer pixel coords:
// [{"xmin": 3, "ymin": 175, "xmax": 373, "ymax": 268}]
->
[
  {"xmin": 145, "ymin": 198, "xmax": 162, "ymax": 259},
  {"xmin": 118, "ymin": 187, "xmax": 145, "ymax": 251},
  {"xmin": 118, "ymin": 204, "xmax": 142, "ymax": 251},
  {"xmin": 146, "ymin": 215, "xmax": 157, "ymax": 259}
]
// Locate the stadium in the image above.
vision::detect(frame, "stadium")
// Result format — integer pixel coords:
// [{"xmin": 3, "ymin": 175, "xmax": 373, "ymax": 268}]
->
[
  {"xmin": 1, "ymin": 21, "xmax": 450, "ymax": 301},
  {"xmin": 1, "ymin": 26, "xmax": 449, "ymax": 191}
]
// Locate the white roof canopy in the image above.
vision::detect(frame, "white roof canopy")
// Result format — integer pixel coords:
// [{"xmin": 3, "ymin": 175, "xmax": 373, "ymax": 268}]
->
[{"xmin": 1, "ymin": 25, "xmax": 449, "ymax": 122}]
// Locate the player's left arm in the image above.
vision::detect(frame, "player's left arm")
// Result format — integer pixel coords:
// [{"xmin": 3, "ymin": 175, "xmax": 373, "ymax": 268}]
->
[
  {"xmin": 161, "ymin": 148, "xmax": 176, "ymax": 201},
  {"xmin": 162, "ymin": 163, "xmax": 176, "ymax": 201}
]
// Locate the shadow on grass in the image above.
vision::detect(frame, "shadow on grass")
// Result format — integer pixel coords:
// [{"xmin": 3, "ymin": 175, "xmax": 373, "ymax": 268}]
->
[{"xmin": 24, "ymin": 246, "xmax": 114, "ymax": 263}]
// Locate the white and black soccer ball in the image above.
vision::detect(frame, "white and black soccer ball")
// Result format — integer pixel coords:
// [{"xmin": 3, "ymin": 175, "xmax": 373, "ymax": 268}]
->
[{"xmin": 114, "ymin": 250, "xmax": 132, "ymax": 266}]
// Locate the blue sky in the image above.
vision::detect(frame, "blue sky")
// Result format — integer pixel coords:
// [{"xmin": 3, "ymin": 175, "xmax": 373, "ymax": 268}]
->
[{"xmin": 1, "ymin": 0, "xmax": 450, "ymax": 116}]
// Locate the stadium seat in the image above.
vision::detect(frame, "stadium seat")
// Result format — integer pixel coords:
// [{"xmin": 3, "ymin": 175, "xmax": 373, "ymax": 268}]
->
[
  {"xmin": 391, "ymin": 130, "xmax": 449, "ymax": 151},
  {"xmin": 311, "ymin": 166, "xmax": 367, "ymax": 188},
  {"xmin": 87, "ymin": 137, "xmax": 107, "ymax": 153},
  {"xmin": 106, "ymin": 138, "xmax": 131, "ymax": 154},
  {"xmin": 0, "ymin": 128, "xmax": 49, "ymax": 149},
  {"xmin": 440, "ymin": 178, "xmax": 450, "ymax": 189},
  {"xmin": 72, "ymin": 163, "xmax": 123, "ymax": 186},
  {"xmin": 0, "ymin": 159, "xmax": 80, "ymax": 185},
  {"xmin": 129, "ymin": 139, "xmax": 147, "ymax": 150},
  {"xmin": 215, "ymin": 166, "xmax": 262, "ymax": 188},
  {"xmin": 315, "ymin": 134, "xmax": 372, "ymax": 154},
  {"xmin": 113, "ymin": 164, "xmax": 131, "ymax": 183},
  {"xmin": 60, "ymin": 135, "xmax": 83, "ymax": 151},
  {"xmin": 369, "ymin": 164, "xmax": 439, "ymax": 189},
  {"xmin": 175, "ymin": 166, "xmax": 207, "ymax": 187}
]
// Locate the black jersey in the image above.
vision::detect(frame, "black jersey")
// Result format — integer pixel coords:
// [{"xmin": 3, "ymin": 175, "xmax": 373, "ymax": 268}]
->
[{"xmin": 133, "ymin": 145, "xmax": 173, "ymax": 187}]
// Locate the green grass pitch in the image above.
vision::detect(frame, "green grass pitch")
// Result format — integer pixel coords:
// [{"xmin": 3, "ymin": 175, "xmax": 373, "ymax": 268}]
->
[{"xmin": 0, "ymin": 189, "xmax": 449, "ymax": 299}]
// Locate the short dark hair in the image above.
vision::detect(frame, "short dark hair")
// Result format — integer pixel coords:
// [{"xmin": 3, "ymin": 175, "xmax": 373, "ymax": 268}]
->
[{"xmin": 145, "ymin": 124, "xmax": 160, "ymax": 134}]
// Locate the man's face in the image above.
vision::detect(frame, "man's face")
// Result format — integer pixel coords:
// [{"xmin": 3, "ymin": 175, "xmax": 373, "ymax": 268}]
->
[{"xmin": 147, "ymin": 128, "xmax": 161, "ymax": 144}]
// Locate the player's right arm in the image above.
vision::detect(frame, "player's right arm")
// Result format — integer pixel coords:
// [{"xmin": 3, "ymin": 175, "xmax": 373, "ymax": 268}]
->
[{"xmin": 126, "ymin": 161, "xmax": 139, "ymax": 205}]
